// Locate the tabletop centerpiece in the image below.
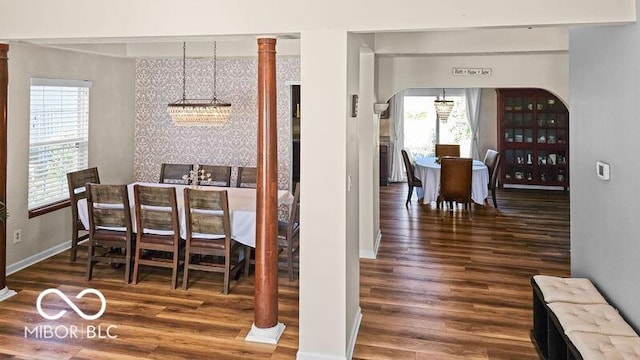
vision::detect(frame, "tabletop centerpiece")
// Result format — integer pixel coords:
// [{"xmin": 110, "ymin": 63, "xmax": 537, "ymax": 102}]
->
[{"xmin": 182, "ymin": 165, "xmax": 212, "ymax": 187}]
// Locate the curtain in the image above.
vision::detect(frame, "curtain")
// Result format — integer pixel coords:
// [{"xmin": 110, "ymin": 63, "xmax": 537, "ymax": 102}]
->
[
  {"xmin": 389, "ymin": 91, "xmax": 406, "ymax": 182},
  {"xmin": 465, "ymin": 88, "xmax": 482, "ymax": 160}
]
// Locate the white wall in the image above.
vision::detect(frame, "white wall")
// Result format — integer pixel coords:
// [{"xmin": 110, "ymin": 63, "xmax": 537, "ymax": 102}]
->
[
  {"xmin": 298, "ymin": 30, "xmax": 348, "ymax": 359},
  {"xmin": 569, "ymin": 3, "xmax": 640, "ymax": 327},
  {"xmin": 478, "ymin": 89, "xmax": 498, "ymax": 158},
  {"xmin": 377, "ymin": 53, "xmax": 569, "ymax": 104},
  {"xmin": 375, "ymin": 27, "xmax": 569, "ymax": 55},
  {"xmin": 0, "ymin": 0, "xmax": 634, "ymax": 39},
  {"xmin": 358, "ymin": 47, "xmax": 379, "ymax": 259},
  {"xmin": 6, "ymin": 42, "xmax": 135, "ymax": 266}
]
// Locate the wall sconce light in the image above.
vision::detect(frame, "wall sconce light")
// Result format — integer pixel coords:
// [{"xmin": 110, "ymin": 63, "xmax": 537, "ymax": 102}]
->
[{"xmin": 374, "ymin": 103, "xmax": 389, "ymax": 115}]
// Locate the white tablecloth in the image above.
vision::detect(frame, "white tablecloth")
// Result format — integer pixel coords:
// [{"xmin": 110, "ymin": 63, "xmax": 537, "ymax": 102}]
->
[
  {"xmin": 414, "ymin": 157, "xmax": 489, "ymax": 205},
  {"xmin": 78, "ymin": 182, "xmax": 293, "ymax": 248}
]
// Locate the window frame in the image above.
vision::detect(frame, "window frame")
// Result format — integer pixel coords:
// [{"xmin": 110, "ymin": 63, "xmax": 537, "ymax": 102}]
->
[{"xmin": 27, "ymin": 77, "xmax": 92, "ymax": 218}]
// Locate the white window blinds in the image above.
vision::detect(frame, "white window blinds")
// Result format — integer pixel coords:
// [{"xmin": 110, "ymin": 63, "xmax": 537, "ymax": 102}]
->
[{"xmin": 28, "ymin": 78, "xmax": 92, "ymax": 210}]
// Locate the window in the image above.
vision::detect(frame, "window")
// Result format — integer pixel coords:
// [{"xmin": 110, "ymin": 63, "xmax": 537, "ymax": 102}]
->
[
  {"xmin": 404, "ymin": 95, "xmax": 471, "ymax": 159},
  {"xmin": 28, "ymin": 78, "xmax": 92, "ymax": 210}
]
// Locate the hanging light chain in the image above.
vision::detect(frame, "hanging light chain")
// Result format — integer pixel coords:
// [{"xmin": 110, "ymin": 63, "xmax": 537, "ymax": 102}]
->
[
  {"xmin": 181, "ymin": 42, "xmax": 187, "ymax": 101},
  {"xmin": 213, "ymin": 41, "xmax": 218, "ymax": 100}
]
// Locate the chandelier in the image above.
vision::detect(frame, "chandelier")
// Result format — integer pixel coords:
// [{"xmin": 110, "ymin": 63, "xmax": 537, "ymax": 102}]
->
[
  {"xmin": 168, "ymin": 41, "xmax": 231, "ymax": 126},
  {"xmin": 434, "ymin": 88, "xmax": 454, "ymax": 122}
]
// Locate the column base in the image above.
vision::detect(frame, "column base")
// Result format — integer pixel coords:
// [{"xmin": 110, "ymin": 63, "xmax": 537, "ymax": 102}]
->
[
  {"xmin": 0, "ymin": 286, "xmax": 17, "ymax": 302},
  {"xmin": 245, "ymin": 322, "xmax": 285, "ymax": 344}
]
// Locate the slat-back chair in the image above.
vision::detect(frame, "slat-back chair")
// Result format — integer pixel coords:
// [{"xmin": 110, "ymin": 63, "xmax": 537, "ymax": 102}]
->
[
  {"xmin": 435, "ymin": 144, "xmax": 461, "ymax": 158},
  {"xmin": 159, "ymin": 163, "xmax": 193, "ymax": 184},
  {"xmin": 437, "ymin": 157, "xmax": 473, "ymax": 215},
  {"xmin": 86, "ymin": 183, "xmax": 134, "ymax": 284},
  {"xmin": 237, "ymin": 167, "xmax": 257, "ymax": 188},
  {"xmin": 483, "ymin": 149, "xmax": 502, "ymax": 208},
  {"xmin": 133, "ymin": 185, "xmax": 183, "ymax": 289},
  {"xmin": 67, "ymin": 167, "xmax": 100, "ymax": 261},
  {"xmin": 183, "ymin": 188, "xmax": 247, "ymax": 294},
  {"xmin": 278, "ymin": 182, "xmax": 300, "ymax": 281},
  {"xmin": 198, "ymin": 165, "xmax": 232, "ymax": 187},
  {"xmin": 401, "ymin": 150, "xmax": 422, "ymax": 206}
]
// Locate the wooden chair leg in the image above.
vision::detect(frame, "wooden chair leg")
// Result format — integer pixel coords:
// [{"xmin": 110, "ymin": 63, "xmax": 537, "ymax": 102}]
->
[
  {"xmin": 223, "ymin": 252, "xmax": 231, "ymax": 295},
  {"xmin": 244, "ymin": 247, "xmax": 251, "ymax": 277},
  {"xmin": 406, "ymin": 185, "xmax": 414, "ymax": 206},
  {"xmin": 287, "ymin": 244, "xmax": 294, "ymax": 282},
  {"xmin": 171, "ymin": 246, "xmax": 179, "ymax": 290},
  {"xmin": 124, "ymin": 237, "xmax": 132, "ymax": 284},
  {"xmin": 182, "ymin": 243, "xmax": 191, "ymax": 290},
  {"xmin": 85, "ymin": 242, "xmax": 94, "ymax": 281},
  {"xmin": 71, "ymin": 226, "xmax": 78, "ymax": 262},
  {"xmin": 132, "ymin": 243, "xmax": 142, "ymax": 285},
  {"xmin": 492, "ymin": 190, "xmax": 498, "ymax": 208}
]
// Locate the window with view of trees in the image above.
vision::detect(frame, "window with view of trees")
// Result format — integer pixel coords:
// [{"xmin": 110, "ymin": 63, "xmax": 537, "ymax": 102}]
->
[
  {"xmin": 404, "ymin": 95, "xmax": 471, "ymax": 159},
  {"xmin": 28, "ymin": 78, "xmax": 91, "ymax": 210}
]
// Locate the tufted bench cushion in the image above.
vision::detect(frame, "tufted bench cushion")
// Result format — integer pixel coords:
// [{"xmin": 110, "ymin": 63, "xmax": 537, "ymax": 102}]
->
[
  {"xmin": 567, "ymin": 332, "xmax": 640, "ymax": 360},
  {"xmin": 547, "ymin": 303, "xmax": 638, "ymax": 337},
  {"xmin": 534, "ymin": 275, "xmax": 608, "ymax": 304}
]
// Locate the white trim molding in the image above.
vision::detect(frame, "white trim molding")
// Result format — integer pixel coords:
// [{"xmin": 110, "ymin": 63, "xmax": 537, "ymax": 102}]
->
[
  {"xmin": 0, "ymin": 286, "xmax": 17, "ymax": 302},
  {"xmin": 359, "ymin": 231, "xmax": 381, "ymax": 259},
  {"xmin": 297, "ymin": 307, "xmax": 363, "ymax": 360},
  {"xmin": 245, "ymin": 322, "xmax": 286, "ymax": 344},
  {"xmin": 7, "ymin": 240, "xmax": 72, "ymax": 276},
  {"xmin": 347, "ymin": 307, "xmax": 362, "ymax": 360}
]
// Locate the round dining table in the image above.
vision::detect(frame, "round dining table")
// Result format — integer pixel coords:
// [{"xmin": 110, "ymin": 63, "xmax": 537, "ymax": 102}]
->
[{"xmin": 414, "ymin": 157, "xmax": 489, "ymax": 205}]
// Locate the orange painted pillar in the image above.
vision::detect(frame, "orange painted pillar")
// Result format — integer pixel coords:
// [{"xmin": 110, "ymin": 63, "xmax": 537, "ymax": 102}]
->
[{"xmin": 254, "ymin": 37, "xmax": 279, "ymax": 329}]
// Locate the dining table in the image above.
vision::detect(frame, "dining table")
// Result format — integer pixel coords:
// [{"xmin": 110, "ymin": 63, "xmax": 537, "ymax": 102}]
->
[
  {"xmin": 77, "ymin": 182, "xmax": 293, "ymax": 248},
  {"xmin": 414, "ymin": 157, "xmax": 489, "ymax": 205}
]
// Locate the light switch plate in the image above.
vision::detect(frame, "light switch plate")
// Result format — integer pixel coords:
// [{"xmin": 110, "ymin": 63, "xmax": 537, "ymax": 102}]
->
[{"xmin": 596, "ymin": 161, "xmax": 610, "ymax": 180}]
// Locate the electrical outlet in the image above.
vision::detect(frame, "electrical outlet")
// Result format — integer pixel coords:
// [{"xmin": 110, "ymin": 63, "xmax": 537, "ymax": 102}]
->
[{"xmin": 13, "ymin": 229, "xmax": 22, "ymax": 244}]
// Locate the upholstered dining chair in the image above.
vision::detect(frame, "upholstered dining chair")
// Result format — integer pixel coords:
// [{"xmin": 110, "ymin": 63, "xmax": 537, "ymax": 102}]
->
[
  {"xmin": 197, "ymin": 165, "xmax": 232, "ymax": 187},
  {"xmin": 435, "ymin": 144, "xmax": 461, "ymax": 158},
  {"xmin": 437, "ymin": 157, "xmax": 473, "ymax": 215},
  {"xmin": 237, "ymin": 167, "xmax": 257, "ymax": 188},
  {"xmin": 159, "ymin": 163, "xmax": 193, "ymax": 184},
  {"xmin": 182, "ymin": 188, "xmax": 246, "ymax": 294},
  {"xmin": 401, "ymin": 150, "xmax": 423, "ymax": 206},
  {"xmin": 67, "ymin": 167, "xmax": 100, "ymax": 261},
  {"xmin": 85, "ymin": 183, "xmax": 134, "ymax": 284},
  {"xmin": 483, "ymin": 149, "xmax": 502, "ymax": 208},
  {"xmin": 278, "ymin": 182, "xmax": 300, "ymax": 281},
  {"xmin": 132, "ymin": 185, "xmax": 183, "ymax": 289}
]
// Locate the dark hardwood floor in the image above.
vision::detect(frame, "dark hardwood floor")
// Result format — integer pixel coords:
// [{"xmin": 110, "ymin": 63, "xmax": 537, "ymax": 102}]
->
[{"xmin": 0, "ymin": 184, "xmax": 569, "ymax": 359}]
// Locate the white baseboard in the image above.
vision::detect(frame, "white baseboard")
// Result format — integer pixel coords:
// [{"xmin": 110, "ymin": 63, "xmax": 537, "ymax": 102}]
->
[
  {"xmin": 297, "ymin": 353, "xmax": 345, "ymax": 360},
  {"xmin": 297, "ymin": 307, "xmax": 362, "ymax": 360},
  {"xmin": 347, "ymin": 307, "xmax": 362, "ymax": 360},
  {"xmin": 359, "ymin": 231, "xmax": 381, "ymax": 259},
  {"xmin": 7, "ymin": 240, "xmax": 72, "ymax": 276}
]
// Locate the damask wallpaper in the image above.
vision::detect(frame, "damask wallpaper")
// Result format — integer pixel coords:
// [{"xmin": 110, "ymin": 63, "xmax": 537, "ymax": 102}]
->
[{"xmin": 135, "ymin": 57, "xmax": 300, "ymax": 190}]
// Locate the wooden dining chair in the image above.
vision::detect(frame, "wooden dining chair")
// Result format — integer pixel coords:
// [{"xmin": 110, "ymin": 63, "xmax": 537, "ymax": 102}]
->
[
  {"xmin": 401, "ymin": 150, "xmax": 423, "ymax": 206},
  {"xmin": 435, "ymin": 144, "xmax": 461, "ymax": 158},
  {"xmin": 159, "ymin": 163, "xmax": 193, "ymax": 184},
  {"xmin": 483, "ymin": 149, "xmax": 502, "ymax": 208},
  {"xmin": 67, "ymin": 167, "xmax": 100, "ymax": 261},
  {"xmin": 237, "ymin": 167, "xmax": 257, "ymax": 188},
  {"xmin": 182, "ymin": 188, "xmax": 246, "ymax": 294},
  {"xmin": 278, "ymin": 182, "xmax": 300, "ymax": 281},
  {"xmin": 132, "ymin": 185, "xmax": 183, "ymax": 289},
  {"xmin": 197, "ymin": 165, "xmax": 232, "ymax": 187},
  {"xmin": 437, "ymin": 157, "xmax": 473, "ymax": 215},
  {"xmin": 85, "ymin": 183, "xmax": 134, "ymax": 284}
]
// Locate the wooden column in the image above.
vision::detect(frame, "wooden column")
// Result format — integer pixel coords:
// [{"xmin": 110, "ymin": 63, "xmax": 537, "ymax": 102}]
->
[
  {"xmin": 0, "ymin": 44, "xmax": 8, "ymax": 291},
  {"xmin": 255, "ymin": 37, "xmax": 278, "ymax": 329}
]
